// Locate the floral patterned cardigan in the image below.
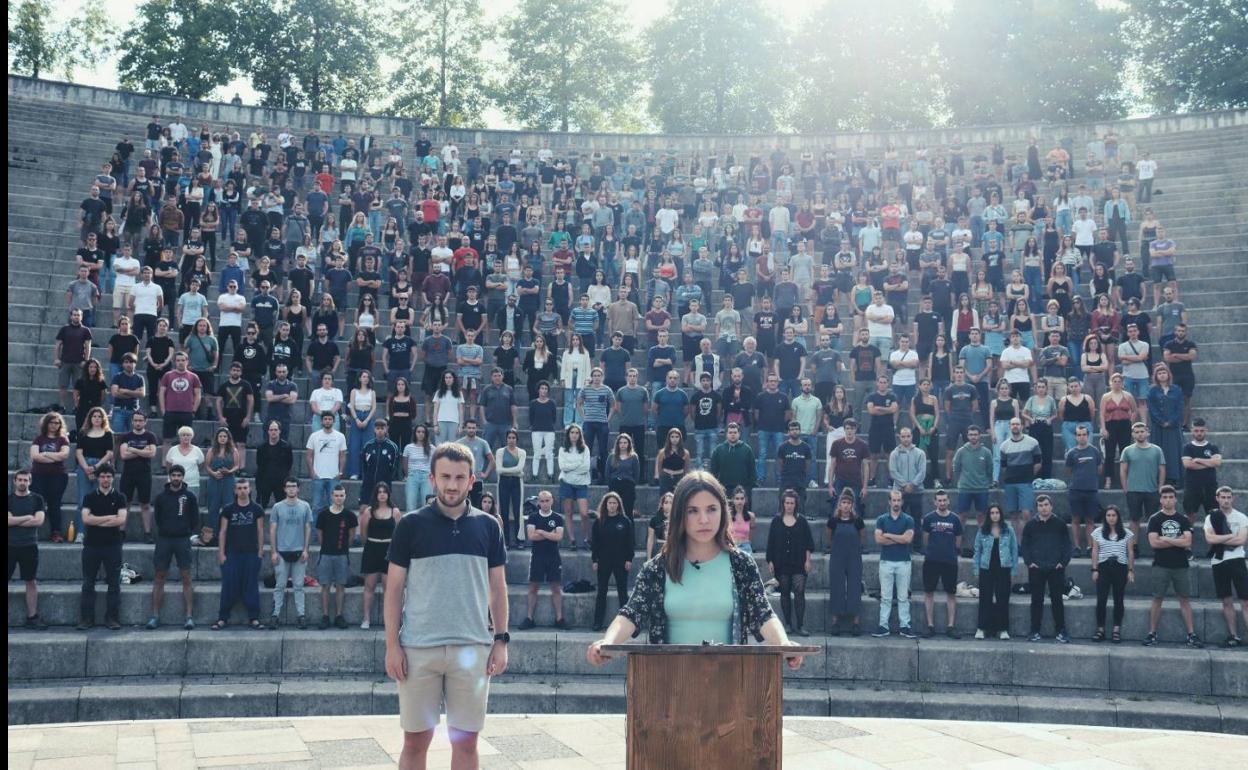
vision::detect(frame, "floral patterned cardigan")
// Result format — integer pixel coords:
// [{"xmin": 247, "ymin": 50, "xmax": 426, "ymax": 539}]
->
[{"xmin": 616, "ymin": 547, "xmax": 775, "ymax": 644}]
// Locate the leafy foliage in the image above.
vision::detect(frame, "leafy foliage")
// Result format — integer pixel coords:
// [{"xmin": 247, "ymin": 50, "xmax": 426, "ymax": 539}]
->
[
  {"xmin": 118, "ymin": 0, "xmax": 244, "ymax": 99},
  {"xmin": 387, "ymin": 0, "xmax": 491, "ymax": 126},
  {"xmin": 9, "ymin": 0, "xmax": 115, "ymax": 81},
  {"xmin": 1126, "ymin": 0, "xmax": 1248, "ymax": 112}
]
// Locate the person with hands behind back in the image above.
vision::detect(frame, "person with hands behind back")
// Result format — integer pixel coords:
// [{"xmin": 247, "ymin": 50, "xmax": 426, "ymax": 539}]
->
[{"xmin": 587, "ymin": 472, "xmax": 803, "ymax": 670}]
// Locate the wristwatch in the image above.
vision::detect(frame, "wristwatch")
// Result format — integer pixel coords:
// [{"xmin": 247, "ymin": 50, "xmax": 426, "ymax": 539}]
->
[{"xmin": 493, "ymin": 632, "xmax": 510, "ymax": 644}]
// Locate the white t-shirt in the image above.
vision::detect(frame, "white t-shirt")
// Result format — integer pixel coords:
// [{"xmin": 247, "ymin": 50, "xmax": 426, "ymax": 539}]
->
[
  {"xmin": 112, "ymin": 256, "xmax": 141, "ymax": 289},
  {"xmin": 305, "ymin": 429, "xmax": 347, "ymax": 479},
  {"xmin": 431, "ymin": 246, "xmax": 453, "ymax": 273},
  {"xmin": 217, "ymin": 293, "xmax": 247, "ymax": 328},
  {"xmin": 865, "ymin": 303, "xmax": 895, "ymax": 338},
  {"xmin": 656, "ymin": 208, "xmax": 680, "ymax": 234},
  {"xmin": 1000, "ymin": 345, "xmax": 1033, "ymax": 384},
  {"xmin": 308, "ymin": 387, "xmax": 344, "ymax": 416},
  {"xmin": 1205, "ymin": 510, "xmax": 1247, "ymax": 566},
  {"xmin": 1136, "ymin": 159, "xmax": 1157, "ymax": 180},
  {"xmin": 339, "ymin": 158, "xmax": 358, "ymax": 181},
  {"xmin": 131, "ymin": 282, "xmax": 164, "ymax": 316},
  {"xmin": 889, "ymin": 349, "xmax": 919, "ymax": 386},
  {"xmin": 1072, "ymin": 218, "xmax": 1097, "ymax": 246},
  {"xmin": 433, "ymin": 392, "xmax": 463, "ymax": 423}
]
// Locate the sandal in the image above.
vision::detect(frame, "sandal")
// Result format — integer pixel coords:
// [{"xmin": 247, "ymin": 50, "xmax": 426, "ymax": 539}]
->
[
  {"xmin": 1111, "ymin": 628, "xmax": 1121, "ymax": 643},
  {"xmin": 211, "ymin": 620, "xmax": 227, "ymax": 631},
  {"xmin": 248, "ymin": 619, "xmax": 264, "ymax": 630},
  {"xmin": 1092, "ymin": 629, "xmax": 1105, "ymax": 642}
]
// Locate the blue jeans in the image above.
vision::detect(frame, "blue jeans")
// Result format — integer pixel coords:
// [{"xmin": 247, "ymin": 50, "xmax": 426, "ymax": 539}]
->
[
  {"xmin": 563, "ymin": 388, "xmax": 581, "ymax": 427},
  {"xmin": 878, "ymin": 560, "xmax": 912, "ymax": 630},
  {"xmin": 1061, "ymin": 421, "xmax": 1091, "ymax": 455},
  {"xmin": 1125, "ymin": 378, "xmax": 1149, "ymax": 403},
  {"xmin": 893, "ymin": 384, "xmax": 916, "ymax": 416},
  {"xmin": 779, "ymin": 379, "xmax": 801, "ymax": 400},
  {"xmin": 404, "ymin": 474, "xmax": 432, "ymax": 512},
  {"xmin": 311, "ymin": 478, "xmax": 336, "ymax": 515},
  {"xmin": 756, "ymin": 431, "xmax": 783, "ymax": 485},
  {"xmin": 695, "ymin": 429, "xmax": 719, "ymax": 469},
  {"xmin": 110, "ymin": 407, "xmax": 135, "ymax": 434},
  {"xmin": 347, "ymin": 417, "xmax": 374, "ymax": 476},
  {"xmin": 991, "ymin": 420, "xmax": 1011, "ymax": 483},
  {"xmin": 869, "ymin": 335, "xmax": 893, "ymax": 362},
  {"xmin": 1024, "ymin": 266, "xmax": 1044, "ymax": 313}
]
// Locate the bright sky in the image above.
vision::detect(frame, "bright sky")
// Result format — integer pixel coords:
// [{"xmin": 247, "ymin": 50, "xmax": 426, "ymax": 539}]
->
[{"xmin": 27, "ymin": 0, "xmax": 839, "ymax": 129}]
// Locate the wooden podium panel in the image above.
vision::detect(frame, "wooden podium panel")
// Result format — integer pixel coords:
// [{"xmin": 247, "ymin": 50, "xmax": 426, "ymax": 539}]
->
[{"xmin": 602, "ymin": 645, "xmax": 820, "ymax": 770}]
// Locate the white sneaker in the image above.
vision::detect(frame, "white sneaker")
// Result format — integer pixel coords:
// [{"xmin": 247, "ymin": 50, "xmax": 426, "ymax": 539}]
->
[
  {"xmin": 808, "ymin": 480, "xmax": 819, "ymax": 488},
  {"xmin": 360, "ymin": 620, "xmax": 370, "ymax": 630},
  {"xmin": 998, "ymin": 631, "xmax": 1010, "ymax": 640},
  {"xmin": 974, "ymin": 629, "xmax": 985, "ymax": 640}
]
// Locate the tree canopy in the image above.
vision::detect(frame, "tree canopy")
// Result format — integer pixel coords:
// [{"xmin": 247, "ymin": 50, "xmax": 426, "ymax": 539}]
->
[
  {"xmin": 387, "ymin": 0, "xmax": 491, "ymax": 126},
  {"xmin": 1126, "ymin": 0, "xmax": 1248, "ymax": 112}
]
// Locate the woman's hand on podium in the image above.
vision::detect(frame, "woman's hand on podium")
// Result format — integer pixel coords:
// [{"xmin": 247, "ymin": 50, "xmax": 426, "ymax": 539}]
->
[
  {"xmin": 783, "ymin": 641, "xmax": 804, "ymax": 671},
  {"xmin": 587, "ymin": 639, "xmax": 611, "ymax": 666}
]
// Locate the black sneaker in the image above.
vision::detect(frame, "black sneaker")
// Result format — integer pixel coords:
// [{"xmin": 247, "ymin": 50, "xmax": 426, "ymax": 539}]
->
[
  {"xmin": 76, "ymin": 619, "xmax": 94, "ymax": 631},
  {"xmin": 517, "ymin": 617, "xmax": 536, "ymax": 630},
  {"xmin": 553, "ymin": 618, "xmax": 570, "ymax": 630},
  {"xmin": 871, "ymin": 625, "xmax": 891, "ymax": 638},
  {"xmin": 144, "ymin": 532, "xmax": 154, "ymax": 544},
  {"xmin": 1143, "ymin": 631, "xmax": 1158, "ymax": 646},
  {"xmin": 268, "ymin": 616, "xmax": 280, "ymax": 630},
  {"xmin": 297, "ymin": 615, "xmax": 307, "ymax": 630},
  {"xmin": 24, "ymin": 615, "xmax": 48, "ymax": 630},
  {"xmin": 1056, "ymin": 630, "xmax": 1070, "ymax": 644},
  {"xmin": 898, "ymin": 627, "xmax": 917, "ymax": 639},
  {"xmin": 946, "ymin": 627, "xmax": 961, "ymax": 640},
  {"xmin": 1028, "ymin": 632, "xmax": 1043, "ymax": 643},
  {"xmin": 922, "ymin": 627, "xmax": 937, "ymax": 639},
  {"xmin": 319, "ymin": 616, "xmax": 331, "ymax": 630},
  {"xmin": 1224, "ymin": 636, "xmax": 1242, "ymax": 648},
  {"xmin": 1186, "ymin": 633, "xmax": 1203, "ymax": 649},
  {"xmin": 334, "ymin": 615, "xmax": 348, "ymax": 629},
  {"xmin": 792, "ymin": 627, "xmax": 808, "ymax": 637}
]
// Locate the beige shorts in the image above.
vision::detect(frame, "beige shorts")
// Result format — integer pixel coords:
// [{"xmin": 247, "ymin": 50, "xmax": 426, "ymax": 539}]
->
[{"xmin": 398, "ymin": 644, "xmax": 492, "ymax": 733}]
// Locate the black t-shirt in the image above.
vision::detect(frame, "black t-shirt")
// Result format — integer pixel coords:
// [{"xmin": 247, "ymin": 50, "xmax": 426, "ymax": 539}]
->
[
  {"xmin": 600, "ymin": 347, "xmax": 631, "ymax": 384},
  {"xmin": 777, "ymin": 440, "xmax": 814, "ymax": 487},
  {"xmin": 8, "ymin": 493, "xmax": 46, "ymax": 547},
  {"xmin": 270, "ymin": 337, "xmax": 299, "ymax": 375},
  {"xmin": 83, "ymin": 488, "xmax": 128, "ymax": 547},
  {"xmin": 649, "ymin": 514, "xmax": 668, "ymax": 546},
  {"xmin": 108, "ymin": 334, "xmax": 140, "ymax": 364},
  {"xmin": 1117, "ymin": 272, "xmax": 1145, "ymax": 303},
  {"xmin": 913, "ymin": 311, "xmax": 942, "ymax": 348},
  {"xmin": 306, "ymin": 338, "xmax": 340, "ymax": 371},
  {"xmin": 866, "ymin": 391, "xmax": 898, "ymax": 433},
  {"xmin": 753, "ymin": 311, "xmax": 778, "ymax": 348},
  {"xmin": 526, "ymin": 511, "xmax": 565, "ymax": 559},
  {"xmin": 1092, "ymin": 242, "xmax": 1117, "ymax": 271},
  {"xmin": 56, "ymin": 324, "xmax": 93, "ymax": 364},
  {"xmin": 1163, "ymin": 339, "xmax": 1196, "ymax": 379},
  {"xmin": 317, "ymin": 507, "xmax": 359, "ymax": 555},
  {"xmin": 458, "ymin": 301, "xmax": 485, "ymax": 332},
  {"xmin": 288, "ymin": 267, "xmax": 314, "ymax": 300},
  {"xmin": 76, "ymin": 431, "xmax": 114, "ymax": 460},
  {"xmin": 734, "ymin": 351, "xmax": 768, "ymax": 393},
  {"xmin": 754, "ymin": 391, "xmax": 791, "ymax": 432},
  {"xmin": 1182, "ymin": 442, "xmax": 1220, "ymax": 488},
  {"xmin": 81, "ymin": 198, "xmax": 106, "ymax": 227},
  {"xmin": 850, "ymin": 344, "xmax": 881, "ymax": 382},
  {"xmin": 1147, "ymin": 511, "xmax": 1192, "ymax": 569},
  {"xmin": 383, "ymin": 335, "xmax": 415, "ymax": 370},
  {"xmin": 692, "ymin": 390, "xmax": 722, "ymax": 430},
  {"xmin": 119, "ymin": 430, "xmax": 158, "ymax": 474},
  {"xmin": 774, "ymin": 341, "xmax": 805, "ymax": 379},
  {"xmin": 222, "ymin": 502, "xmax": 264, "ymax": 553},
  {"xmin": 218, "ymin": 379, "xmax": 254, "ymax": 414},
  {"xmin": 529, "ymin": 399, "xmax": 558, "ymax": 432},
  {"xmin": 146, "ymin": 336, "xmax": 175, "ymax": 371}
]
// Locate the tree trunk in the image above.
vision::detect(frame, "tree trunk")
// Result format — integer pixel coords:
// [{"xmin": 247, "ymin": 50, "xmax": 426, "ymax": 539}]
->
[
  {"xmin": 438, "ymin": 0, "xmax": 448, "ymax": 126},
  {"xmin": 559, "ymin": 58, "xmax": 569, "ymax": 132}
]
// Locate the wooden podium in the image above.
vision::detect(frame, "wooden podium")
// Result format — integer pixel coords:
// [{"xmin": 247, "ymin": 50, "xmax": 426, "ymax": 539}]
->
[{"xmin": 601, "ymin": 644, "xmax": 821, "ymax": 770}]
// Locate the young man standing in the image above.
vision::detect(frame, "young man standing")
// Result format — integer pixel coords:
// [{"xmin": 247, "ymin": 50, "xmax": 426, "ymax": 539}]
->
[
  {"xmin": 148, "ymin": 465, "xmax": 198, "ymax": 630},
  {"xmin": 117, "ymin": 409, "xmax": 158, "ymax": 543},
  {"xmin": 865, "ymin": 376, "xmax": 900, "ymax": 486},
  {"xmin": 1064, "ymin": 424, "xmax": 1104, "ymax": 556},
  {"xmin": 8, "ymin": 470, "xmax": 48, "ymax": 629},
  {"xmin": 829, "ymin": 419, "xmax": 871, "ymax": 518},
  {"xmin": 1144, "ymin": 485, "xmax": 1202, "ymax": 648},
  {"xmin": 269, "ymin": 478, "xmax": 313, "ymax": 630},
  {"xmin": 1020, "ymin": 495, "xmax": 1071, "ymax": 643},
  {"xmin": 777, "ymin": 421, "xmax": 815, "ymax": 507},
  {"xmin": 360, "ymin": 419, "xmax": 400, "ymax": 505},
  {"xmin": 577, "ymin": 368, "xmax": 615, "ymax": 483},
  {"xmin": 316, "ymin": 485, "xmax": 358, "ymax": 630},
  {"xmin": 999, "ymin": 417, "xmax": 1042, "ymax": 533},
  {"xmin": 1181, "ymin": 418, "xmax": 1220, "ymax": 521},
  {"xmin": 520, "ymin": 490, "xmax": 567, "ymax": 630},
  {"xmin": 872, "ymin": 490, "xmax": 916, "ymax": 638},
  {"xmin": 921, "ymin": 491, "xmax": 963, "ymax": 638},
  {"xmin": 79, "ymin": 465, "xmax": 127, "ymax": 630},
  {"xmin": 614, "ymin": 368, "xmax": 650, "ymax": 484},
  {"xmin": 1205, "ymin": 487, "xmax": 1247, "ymax": 647},
  {"xmin": 1121, "ymin": 422, "xmax": 1165, "ymax": 544},
  {"xmin": 216, "ymin": 478, "xmax": 265, "ymax": 630},
  {"xmin": 384, "ymin": 442, "xmax": 508, "ymax": 770},
  {"xmin": 752, "ymin": 373, "xmax": 790, "ymax": 486},
  {"xmin": 890, "ymin": 426, "xmax": 927, "ymax": 537},
  {"xmin": 306, "ymin": 411, "xmax": 347, "ymax": 515}
]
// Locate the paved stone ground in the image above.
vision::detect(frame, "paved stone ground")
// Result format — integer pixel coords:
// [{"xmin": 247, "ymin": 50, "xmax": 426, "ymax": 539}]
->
[{"xmin": 8, "ymin": 714, "xmax": 1248, "ymax": 768}]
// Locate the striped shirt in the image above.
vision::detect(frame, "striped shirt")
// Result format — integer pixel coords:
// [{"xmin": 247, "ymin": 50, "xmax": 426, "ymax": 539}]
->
[
  {"xmin": 571, "ymin": 306, "xmax": 599, "ymax": 335},
  {"xmin": 578, "ymin": 385, "xmax": 615, "ymax": 424},
  {"xmin": 1090, "ymin": 527, "xmax": 1134, "ymax": 566}
]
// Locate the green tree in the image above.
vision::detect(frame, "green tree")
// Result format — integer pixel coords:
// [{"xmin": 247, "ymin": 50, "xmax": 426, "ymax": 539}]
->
[
  {"xmin": 790, "ymin": 0, "xmax": 945, "ymax": 131},
  {"xmin": 118, "ymin": 0, "xmax": 244, "ymax": 99},
  {"xmin": 245, "ymin": 0, "xmax": 380, "ymax": 112},
  {"xmin": 1126, "ymin": 0, "xmax": 1248, "ymax": 112},
  {"xmin": 496, "ymin": 0, "xmax": 639, "ymax": 132},
  {"xmin": 940, "ymin": 0, "xmax": 1128, "ymax": 124},
  {"xmin": 387, "ymin": 0, "xmax": 491, "ymax": 126},
  {"xmin": 9, "ymin": 0, "xmax": 115, "ymax": 81},
  {"xmin": 646, "ymin": 0, "xmax": 791, "ymax": 133}
]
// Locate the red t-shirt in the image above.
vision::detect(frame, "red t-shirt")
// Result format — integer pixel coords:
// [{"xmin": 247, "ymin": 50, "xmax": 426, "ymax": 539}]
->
[
  {"xmin": 315, "ymin": 173, "xmax": 334, "ymax": 195},
  {"xmin": 420, "ymin": 199, "xmax": 441, "ymax": 222},
  {"xmin": 160, "ymin": 370, "xmax": 202, "ymax": 413},
  {"xmin": 880, "ymin": 204, "xmax": 901, "ymax": 230}
]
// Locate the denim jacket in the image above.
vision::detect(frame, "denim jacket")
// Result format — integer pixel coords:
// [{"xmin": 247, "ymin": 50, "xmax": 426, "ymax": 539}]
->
[{"xmin": 971, "ymin": 525, "xmax": 1019, "ymax": 575}]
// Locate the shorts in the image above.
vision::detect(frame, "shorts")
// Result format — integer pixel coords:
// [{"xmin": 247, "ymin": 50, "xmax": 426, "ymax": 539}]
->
[
  {"xmin": 1151, "ymin": 264, "xmax": 1176, "ymax": 283},
  {"xmin": 957, "ymin": 491, "xmax": 989, "ymax": 516},
  {"xmin": 1173, "ymin": 375, "xmax": 1195, "ymax": 399},
  {"xmin": 163, "ymin": 411, "xmax": 195, "ymax": 439},
  {"xmin": 154, "ymin": 535, "xmax": 193, "ymax": 572},
  {"xmin": 946, "ymin": 417, "xmax": 973, "ymax": 445},
  {"xmin": 1003, "ymin": 482, "xmax": 1035, "ymax": 514},
  {"xmin": 1125, "ymin": 491, "xmax": 1159, "ymax": 522},
  {"xmin": 1068, "ymin": 488, "xmax": 1102, "ymax": 523},
  {"xmin": 58, "ymin": 362, "xmax": 84, "ymax": 389},
  {"xmin": 119, "ymin": 470, "xmax": 153, "ymax": 505},
  {"xmin": 8, "ymin": 545, "xmax": 38, "ymax": 582},
  {"xmin": 460, "ymin": 376, "xmax": 479, "ymax": 393},
  {"xmin": 1182, "ymin": 484, "xmax": 1217, "ymax": 516},
  {"xmin": 317, "ymin": 553, "xmax": 350, "ymax": 586},
  {"xmin": 1150, "ymin": 566, "xmax": 1191, "ymax": 598},
  {"xmin": 869, "ymin": 429, "xmax": 896, "ymax": 454},
  {"xmin": 529, "ymin": 553, "xmax": 563, "ymax": 584},
  {"xmin": 422, "ymin": 365, "xmax": 446, "ymax": 396},
  {"xmin": 922, "ymin": 560, "xmax": 958, "ymax": 593},
  {"xmin": 398, "ymin": 644, "xmax": 491, "ymax": 733},
  {"xmin": 1212, "ymin": 559, "xmax": 1248, "ymax": 600},
  {"xmin": 558, "ymin": 481, "xmax": 589, "ymax": 501}
]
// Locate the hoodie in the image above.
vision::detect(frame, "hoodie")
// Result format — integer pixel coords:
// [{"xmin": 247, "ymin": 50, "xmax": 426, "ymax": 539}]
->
[
  {"xmin": 1020, "ymin": 514, "xmax": 1071, "ymax": 570},
  {"xmin": 153, "ymin": 482, "xmax": 200, "ymax": 537}
]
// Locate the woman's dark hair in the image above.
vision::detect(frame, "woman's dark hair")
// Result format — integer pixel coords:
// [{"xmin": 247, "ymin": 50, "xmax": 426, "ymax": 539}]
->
[
  {"xmin": 596, "ymin": 491, "xmax": 625, "ymax": 519},
  {"xmin": 563, "ymin": 423, "xmax": 586, "ymax": 451},
  {"xmin": 370, "ymin": 481, "xmax": 392, "ymax": 509},
  {"xmin": 730, "ymin": 486, "xmax": 752, "ymax": 521},
  {"xmin": 662, "ymin": 472, "xmax": 732, "ymax": 584},
  {"xmin": 1100, "ymin": 504, "xmax": 1127, "ymax": 541},
  {"xmin": 435, "ymin": 371, "xmax": 461, "ymax": 398},
  {"xmin": 980, "ymin": 504, "xmax": 1007, "ymax": 536},
  {"xmin": 411, "ymin": 423, "xmax": 431, "ymax": 451},
  {"xmin": 479, "ymin": 492, "xmax": 495, "ymax": 512},
  {"xmin": 779, "ymin": 488, "xmax": 800, "ymax": 513}
]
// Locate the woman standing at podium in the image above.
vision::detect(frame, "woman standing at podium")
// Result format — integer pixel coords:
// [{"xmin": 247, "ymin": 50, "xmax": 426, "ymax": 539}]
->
[{"xmin": 587, "ymin": 472, "xmax": 801, "ymax": 668}]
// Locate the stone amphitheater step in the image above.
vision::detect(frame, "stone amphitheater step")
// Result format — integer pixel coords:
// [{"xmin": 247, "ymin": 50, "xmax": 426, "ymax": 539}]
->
[
  {"xmin": 13, "ymin": 541, "xmax": 1233, "ymax": 600},
  {"xmin": 7, "ymin": 629, "xmax": 1243, "ymax": 705},
  {"xmin": 8, "ymin": 583, "xmax": 1243, "ymax": 647},
  {"xmin": 9, "ymin": 674, "xmax": 1243, "ymax": 731}
]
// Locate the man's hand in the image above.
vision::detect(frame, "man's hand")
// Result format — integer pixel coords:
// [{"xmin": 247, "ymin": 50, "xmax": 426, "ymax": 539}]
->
[
  {"xmin": 385, "ymin": 645, "xmax": 408, "ymax": 682},
  {"xmin": 487, "ymin": 641, "xmax": 509, "ymax": 677},
  {"xmin": 271, "ymin": 552, "xmax": 280, "ymax": 566}
]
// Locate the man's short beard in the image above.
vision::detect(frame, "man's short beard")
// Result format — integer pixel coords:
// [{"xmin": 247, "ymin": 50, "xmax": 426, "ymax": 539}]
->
[{"xmin": 437, "ymin": 488, "xmax": 468, "ymax": 508}]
